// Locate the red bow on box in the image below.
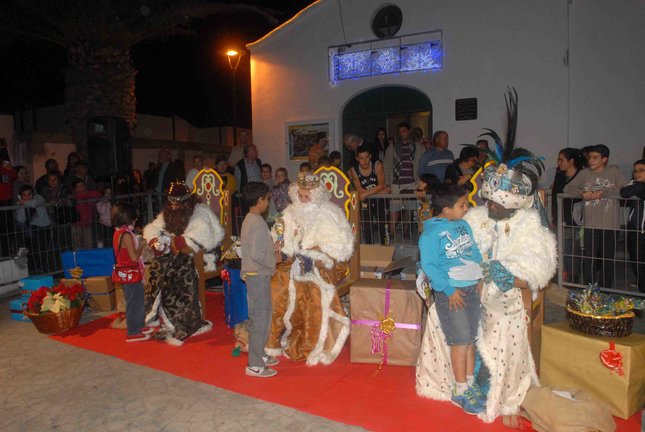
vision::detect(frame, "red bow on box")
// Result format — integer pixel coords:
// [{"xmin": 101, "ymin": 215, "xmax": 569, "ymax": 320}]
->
[{"xmin": 599, "ymin": 341, "xmax": 624, "ymax": 376}]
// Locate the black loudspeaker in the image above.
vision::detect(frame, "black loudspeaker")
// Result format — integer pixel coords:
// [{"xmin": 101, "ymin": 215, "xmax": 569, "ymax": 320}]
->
[{"xmin": 87, "ymin": 117, "xmax": 132, "ymax": 181}]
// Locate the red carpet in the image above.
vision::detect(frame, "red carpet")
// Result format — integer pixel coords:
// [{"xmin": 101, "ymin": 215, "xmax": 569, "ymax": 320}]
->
[{"xmin": 51, "ymin": 293, "xmax": 641, "ymax": 431}]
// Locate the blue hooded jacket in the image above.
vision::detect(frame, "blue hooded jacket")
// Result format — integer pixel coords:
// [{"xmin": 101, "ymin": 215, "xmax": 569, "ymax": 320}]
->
[{"xmin": 419, "ymin": 217, "xmax": 483, "ymax": 296}]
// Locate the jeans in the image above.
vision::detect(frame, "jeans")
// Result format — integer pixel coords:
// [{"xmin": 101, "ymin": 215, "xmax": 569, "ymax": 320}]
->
[
  {"xmin": 123, "ymin": 282, "xmax": 145, "ymax": 335},
  {"xmin": 434, "ymin": 285, "xmax": 481, "ymax": 346}
]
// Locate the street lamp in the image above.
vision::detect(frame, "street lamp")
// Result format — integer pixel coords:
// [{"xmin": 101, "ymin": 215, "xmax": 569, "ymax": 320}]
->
[{"xmin": 226, "ymin": 49, "xmax": 243, "ymax": 147}]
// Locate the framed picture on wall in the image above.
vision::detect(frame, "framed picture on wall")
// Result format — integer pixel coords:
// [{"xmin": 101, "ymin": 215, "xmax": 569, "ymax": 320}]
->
[{"xmin": 286, "ymin": 119, "xmax": 333, "ymax": 161}]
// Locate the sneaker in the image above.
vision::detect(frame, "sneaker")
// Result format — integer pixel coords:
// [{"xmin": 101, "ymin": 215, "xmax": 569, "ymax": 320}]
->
[
  {"xmin": 126, "ymin": 333, "xmax": 151, "ymax": 343},
  {"xmin": 245, "ymin": 366, "xmax": 277, "ymax": 378},
  {"xmin": 469, "ymin": 383, "xmax": 487, "ymax": 406},
  {"xmin": 450, "ymin": 388, "xmax": 484, "ymax": 415},
  {"xmin": 140, "ymin": 326, "xmax": 155, "ymax": 335},
  {"xmin": 263, "ymin": 355, "xmax": 280, "ymax": 366}
]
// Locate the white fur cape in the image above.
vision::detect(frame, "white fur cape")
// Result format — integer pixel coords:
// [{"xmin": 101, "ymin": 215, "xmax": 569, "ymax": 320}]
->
[
  {"xmin": 416, "ymin": 206, "xmax": 557, "ymax": 423},
  {"xmin": 278, "ymin": 195, "xmax": 354, "ymax": 265},
  {"xmin": 143, "ymin": 203, "xmax": 224, "ymax": 270},
  {"xmin": 268, "ymin": 191, "xmax": 354, "ymax": 366}
]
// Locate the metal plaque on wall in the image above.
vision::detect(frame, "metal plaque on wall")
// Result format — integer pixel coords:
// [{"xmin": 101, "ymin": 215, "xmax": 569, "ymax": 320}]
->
[{"xmin": 455, "ymin": 98, "xmax": 477, "ymax": 121}]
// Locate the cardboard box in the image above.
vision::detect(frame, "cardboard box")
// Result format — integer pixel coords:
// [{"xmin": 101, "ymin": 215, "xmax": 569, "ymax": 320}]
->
[
  {"xmin": 61, "ymin": 277, "xmax": 115, "ymax": 312},
  {"xmin": 359, "ymin": 245, "xmax": 412, "ymax": 279},
  {"xmin": 540, "ymin": 321, "xmax": 645, "ymax": 419},
  {"xmin": 114, "ymin": 283, "xmax": 125, "ymax": 313},
  {"xmin": 350, "ymin": 278, "xmax": 423, "ymax": 366}
]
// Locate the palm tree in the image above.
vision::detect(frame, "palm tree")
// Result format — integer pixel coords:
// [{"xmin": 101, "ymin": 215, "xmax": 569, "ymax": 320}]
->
[{"xmin": 1, "ymin": 0, "xmax": 276, "ymax": 157}]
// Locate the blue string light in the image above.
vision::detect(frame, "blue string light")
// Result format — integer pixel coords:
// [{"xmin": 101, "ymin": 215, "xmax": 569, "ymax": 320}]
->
[{"xmin": 331, "ymin": 40, "xmax": 442, "ymax": 83}]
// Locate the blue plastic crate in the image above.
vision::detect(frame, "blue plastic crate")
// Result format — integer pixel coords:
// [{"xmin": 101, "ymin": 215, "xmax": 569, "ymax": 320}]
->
[
  {"xmin": 61, "ymin": 248, "xmax": 115, "ymax": 279},
  {"xmin": 9, "ymin": 299, "xmax": 29, "ymax": 322},
  {"xmin": 19, "ymin": 275, "xmax": 54, "ymax": 301}
]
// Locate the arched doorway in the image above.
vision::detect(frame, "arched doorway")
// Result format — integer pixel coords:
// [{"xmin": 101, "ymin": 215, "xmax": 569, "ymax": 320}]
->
[{"xmin": 341, "ymin": 86, "xmax": 432, "ymax": 169}]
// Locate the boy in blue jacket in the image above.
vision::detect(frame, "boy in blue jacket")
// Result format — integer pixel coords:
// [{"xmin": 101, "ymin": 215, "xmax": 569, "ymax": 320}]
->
[{"xmin": 419, "ymin": 183, "xmax": 484, "ymax": 414}]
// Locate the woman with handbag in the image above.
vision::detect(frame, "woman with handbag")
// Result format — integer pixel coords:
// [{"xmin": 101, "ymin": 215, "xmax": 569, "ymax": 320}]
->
[{"xmin": 111, "ymin": 202, "xmax": 153, "ymax": 342}]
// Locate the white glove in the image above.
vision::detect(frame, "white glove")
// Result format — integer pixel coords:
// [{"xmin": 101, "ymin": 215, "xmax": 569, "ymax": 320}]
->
[
  {"xmin": 416, "ymin": 270, "xmax": 431, "ymax": 300},
  {"xmin": 448, "ymin": 258, "xmax": 484, "ymax": 281}
]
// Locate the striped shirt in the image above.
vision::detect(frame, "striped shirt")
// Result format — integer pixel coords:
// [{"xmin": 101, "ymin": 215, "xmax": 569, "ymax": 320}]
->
[{"xmin": 398, "ymin": 141, "xmax": 415, "ymax": 185}]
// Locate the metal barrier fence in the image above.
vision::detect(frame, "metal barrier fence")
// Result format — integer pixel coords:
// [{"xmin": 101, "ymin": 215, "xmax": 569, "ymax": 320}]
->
[
  {"xmin": 0, "ymin": 193, "xmax": 158, "ymax": 285},
  {"xmin": 556, "ymin": 194, "xmax": 643, "ymax": 297},
  {"xmin": 2, "ymin": 189, "xmax": 643, "ymax": 298}
]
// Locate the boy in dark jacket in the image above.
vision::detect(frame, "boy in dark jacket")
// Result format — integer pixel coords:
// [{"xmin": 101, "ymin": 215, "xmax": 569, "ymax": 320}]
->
[{"xmin": 620, "ymin": 159, "xmax": 645, "ymax": 293}]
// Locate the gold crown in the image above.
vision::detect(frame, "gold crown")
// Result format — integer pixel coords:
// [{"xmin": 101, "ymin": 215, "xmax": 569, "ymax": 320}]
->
[
  {"xmin": 297, "ymin": 172, "xmax": 321, "ymax": 190},
  {"xmin": 167, "ymin": 181, "xmax": 192, "ymax": 202}
]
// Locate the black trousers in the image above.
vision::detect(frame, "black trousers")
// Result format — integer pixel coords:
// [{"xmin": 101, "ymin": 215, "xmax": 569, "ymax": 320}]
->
[
  {"xmin": 582, "ymin": 228, "xmax": 615, "ymax": 288},
  {"xmin": 360, "ymin": 198, "xmax": 387, "ymax": 245},
  {"xmin": 627, "ymin": 230, "xmax": 645, "ymax": 293}
]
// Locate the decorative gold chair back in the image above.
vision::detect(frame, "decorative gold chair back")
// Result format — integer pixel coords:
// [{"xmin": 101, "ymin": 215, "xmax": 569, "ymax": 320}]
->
[
  {"xmin": 192, "ymin": 168, "xmax": 232, "ymax": 250},
  {"xmin": 314, "ymin": 165, "xmax": 360, "ymax": 295}
]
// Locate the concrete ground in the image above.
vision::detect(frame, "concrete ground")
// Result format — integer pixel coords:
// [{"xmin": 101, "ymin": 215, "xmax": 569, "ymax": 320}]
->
[{"xmin": 1, "ymin": 286, "xmax": 643, "ymax": 432}]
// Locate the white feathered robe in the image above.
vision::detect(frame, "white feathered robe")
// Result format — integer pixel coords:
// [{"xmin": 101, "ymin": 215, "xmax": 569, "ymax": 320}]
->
[
  {"xmin": 266, "ymin": 193, "xmax": 354, "ymax": 366},
  {"xmin": 416, "ymin": 206, "xmax": 557, "ymax": 422}
]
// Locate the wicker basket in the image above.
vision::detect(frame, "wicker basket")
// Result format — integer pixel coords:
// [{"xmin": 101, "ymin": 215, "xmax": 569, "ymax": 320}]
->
[
  {"xmin": 24, "ymin": 306, "xmax": 84, "ymax": 335},
  {"xmin": 566, "ymin": 305, "xmax": 634, "ymax": 338}
]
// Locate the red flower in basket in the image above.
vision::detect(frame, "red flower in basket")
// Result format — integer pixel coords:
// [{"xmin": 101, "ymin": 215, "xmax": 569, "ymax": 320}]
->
[
  {"xmin": 26, "ymin": 283, "xmax": 85, "ymax": 315},
  {"xmin": 24, "ymin": 282, "xmax": 85, "ymax": 335}
]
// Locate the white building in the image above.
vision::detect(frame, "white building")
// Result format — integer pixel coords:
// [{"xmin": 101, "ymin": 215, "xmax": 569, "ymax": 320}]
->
[{"xmin": 248, "ymin": 0, "xmax": 644, "ymax": 183}]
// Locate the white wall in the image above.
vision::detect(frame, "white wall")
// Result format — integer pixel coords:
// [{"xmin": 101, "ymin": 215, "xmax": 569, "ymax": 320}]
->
[
  {"xmin": 569, "ymin": 0, "xmax": 645, "ymax": 174},
  {"xmin": 250, "ymin": 0, "xmax": 641, "ymax": 184}
]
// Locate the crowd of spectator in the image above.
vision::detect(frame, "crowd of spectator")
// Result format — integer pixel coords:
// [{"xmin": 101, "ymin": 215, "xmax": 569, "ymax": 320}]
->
[{"xmin": 0, "ymin": 132, "xmax": 643, "ymax": 291}]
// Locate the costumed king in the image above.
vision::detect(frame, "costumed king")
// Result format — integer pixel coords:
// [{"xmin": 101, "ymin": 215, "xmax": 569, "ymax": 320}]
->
[
  {"xmin": 416, "ymin": 89, "xmax": 557, "ymax": 423},
  {"xmin": 266, "ymin": 172, "xmax": 354, "ymax": 365},
  {"xmin": 143, "ymin": 182, "xmax": 224, "ymax": 345}
]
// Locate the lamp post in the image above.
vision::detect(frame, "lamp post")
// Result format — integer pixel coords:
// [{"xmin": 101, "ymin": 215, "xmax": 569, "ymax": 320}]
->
[{"xmin": 226, "ymin": 49, "xmax": 243, "ymax": 147}]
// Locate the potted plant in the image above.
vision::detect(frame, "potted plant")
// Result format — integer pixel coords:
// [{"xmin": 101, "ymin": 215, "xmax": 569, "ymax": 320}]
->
[{"xmin": 24, "ymin": 283, "xmax": 85, "ymax": 334}]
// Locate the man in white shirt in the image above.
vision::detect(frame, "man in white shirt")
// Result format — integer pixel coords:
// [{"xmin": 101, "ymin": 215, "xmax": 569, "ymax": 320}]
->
[{"xmin": 185, "ymin": 155, "xmax": 205, "ymax": 191}]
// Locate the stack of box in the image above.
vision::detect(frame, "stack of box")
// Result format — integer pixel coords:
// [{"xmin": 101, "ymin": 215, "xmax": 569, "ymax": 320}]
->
[
  {"xmin": 61, "ymin": 248, "xmax": 114, "ymax": 279},
  {"xmin": 60, "ymin": 248, "xmax": 115, "ymax": 312},
  {"xmin": 540, "ymin": 322, "xmax": 645, "ymax": 419},
  {"xmin": 9, "ymin": 299, "xmax": 29, "ymax": 322},
  {"xmin": 8, "ymin": 275, "xmax": 55, "ymax": 322},
  {"xmin": 60, "ymin": 277, "xmax": 115, "ymax": 312}
]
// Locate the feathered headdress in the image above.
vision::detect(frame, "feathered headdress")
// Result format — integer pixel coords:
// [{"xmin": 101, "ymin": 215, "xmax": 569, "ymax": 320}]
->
[{"xmin": 471, "ymin": 88, "xmax": 547, "ymax": 218}]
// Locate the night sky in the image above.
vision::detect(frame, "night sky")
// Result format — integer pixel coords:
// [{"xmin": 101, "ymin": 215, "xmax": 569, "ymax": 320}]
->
[{"xmin": 0, "ymin": 0, "xmax": 314, "ymax": 129}]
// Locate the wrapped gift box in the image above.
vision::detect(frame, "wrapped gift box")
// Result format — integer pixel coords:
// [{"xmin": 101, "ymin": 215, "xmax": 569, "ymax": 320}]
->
[
  {"xmin": 61, "ymin": 249, "xmax": 114, "ymax": 279},
  {"xmin": 8, "ymin": 299, "xmax": 29, "ymax": 322},
  {"xmin": 540, "ymin": 321, "xmax": 645, "ymax": 419},
  {"xmin": 61, "ymin": 277, "xmax": 115, "ymax": 312},
  {"xmin": 19, "ymin": 275, "xmax": 54, "ymax": 301},
  {"xmin": 114, "ymin": 283, "xmax": 125, "ymax": 313},
  {"xmin": 350, "ymin": 278, "xmax": 423, "ymax": 366},
  {"xmin": 222, "ymin": 267, "xmax": 248, "ymax": 328}
]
